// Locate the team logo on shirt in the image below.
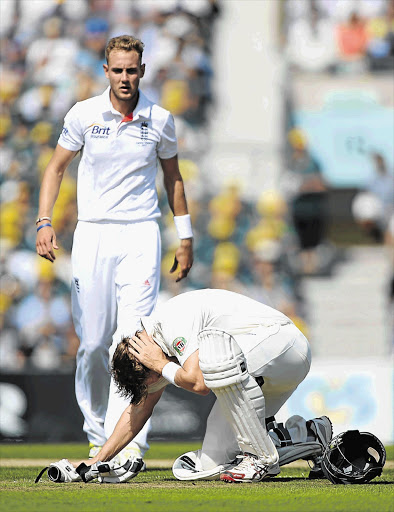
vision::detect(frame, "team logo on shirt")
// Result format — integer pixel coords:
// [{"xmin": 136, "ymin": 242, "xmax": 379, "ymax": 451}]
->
[
  {"xmin": 173, "ymin": 337, "xmax": 187, "ymax": 356},
  {"xmin": 61, "ymin": 126, "xmax": 69, "ymax": 137},
  {"xmin": 140, "ymin": 122, "xmax": 148, "ymax": 139},
  {"xmin": 89, "ymin": 123, "xmax": 110, "ymax": 139},
  {"xmin": 137, "ymin": 121, "xmax": 153, "ymax": 146}
]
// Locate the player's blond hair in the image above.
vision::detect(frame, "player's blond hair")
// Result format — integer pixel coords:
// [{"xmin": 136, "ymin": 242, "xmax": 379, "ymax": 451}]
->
[{"xmin": 105, "ymin": 35, "xmax": 144, "ymax": 64}]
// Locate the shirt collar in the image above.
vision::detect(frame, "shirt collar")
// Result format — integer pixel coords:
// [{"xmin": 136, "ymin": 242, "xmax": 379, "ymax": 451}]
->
[{"xmin": 102, "ymin": 86, "xmax": 151, "ymax": 120}]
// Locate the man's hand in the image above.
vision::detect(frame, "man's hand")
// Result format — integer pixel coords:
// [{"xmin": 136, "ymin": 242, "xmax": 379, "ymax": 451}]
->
[
  {"xmin": 170, "ymin": 238, "xmax": 193, "ymax": 282},
  {"xmin": 75, "ymin": 458, "xmax": 145, "ymax": 484},
  {"xmin": 129, "ymin": 331, "xmax": 169, "ymax": 374},
  {"xmin": 36, "ymin": 224, "xmax": 58, "ymax": 262}
]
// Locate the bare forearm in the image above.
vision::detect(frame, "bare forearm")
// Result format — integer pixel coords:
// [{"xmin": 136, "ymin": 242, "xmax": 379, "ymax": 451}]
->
[
  {"xmin": 37, "ymin": 145, "xmax": 77, "ymax": 217},
  {"xmin": 92, "ymin": 406, "xmax": 142, "ymax": 463},
  {"xmin": 160, "ymin": 155, "xmax": 189, "ymax": 216},
  {"xmin": 38, "ymin": 166, "xmax": 64, "ymax": 217},
  {"xmin": 89, "ymin": 390, "xmax": 163, "ymax": 464},
  {"xmin": 165, "ymin": 177, "xmax": 189, "ymax": 216}
]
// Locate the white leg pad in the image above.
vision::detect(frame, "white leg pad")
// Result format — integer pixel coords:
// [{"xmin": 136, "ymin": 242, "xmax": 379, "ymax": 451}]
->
[{"xmin": 198, "ymin": 329, "xmax": 278, "ymax": 465}]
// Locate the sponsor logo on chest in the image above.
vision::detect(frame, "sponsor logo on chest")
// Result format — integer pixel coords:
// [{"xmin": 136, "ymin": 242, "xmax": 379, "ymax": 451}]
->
[{"xmin": 90, "ymin": 123, "xmax": 111, "ymax": 139}]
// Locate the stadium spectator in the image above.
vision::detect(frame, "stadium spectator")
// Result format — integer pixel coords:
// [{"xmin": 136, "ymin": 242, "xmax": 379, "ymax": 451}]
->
[
  {"xmin": 286, "ymin": 2, "xmax": 337, "ymax": 73},
  {"xmin": 368, "ymin": 152, "xmax": 394, "ymax": 227},
  {"xmin": 11, "ymin": 270, "xmax": 73, "ymax": 371},
  {"xmin": 336, "ymin": 11, "xmax": 369, "ymax": 63},
  {"xmin": 351, "ymin": 152, "xmax": 394, "ymax": 243},
  {"xmin": 366, "ymin": 0, "xmax": 394, "ymax": 70},
  {"xmin": 284, "ymin": 0, "xmax": 393, "ymax": 73},
  {"xmin": 281, "ymin": 128, "xmax": 329, "ymax": 276}
]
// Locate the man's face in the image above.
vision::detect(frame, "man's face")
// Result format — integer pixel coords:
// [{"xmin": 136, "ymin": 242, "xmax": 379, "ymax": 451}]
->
[{"xmin": 103, "ymin": 50, "xmax": 145, "ymax": 104}]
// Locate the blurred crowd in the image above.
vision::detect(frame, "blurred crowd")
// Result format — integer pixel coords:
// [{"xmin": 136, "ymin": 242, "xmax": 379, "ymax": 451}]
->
[
  {"xmin": 0, "ymin": 0, "xmax": 221, "ymax": 372},
  {"xmin": 285, "ymin": 0, "xmax": 394, "ymax": 73},
  {"xmin": 0, "ymin": 0, "xmax": 312, "ymax": 373},
  {"xmin": 1, "ymin": 0, "xmax": 393, "ymax": 373}
]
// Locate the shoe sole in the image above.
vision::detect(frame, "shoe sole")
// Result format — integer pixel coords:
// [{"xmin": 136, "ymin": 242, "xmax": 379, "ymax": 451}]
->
[
  {"xmin": 220, "ymin": 475, "xmax": 255, "ymax": 483},
  {"xmin": 220, "ymin": 473, "xmax": 266, "ymax": 483}
]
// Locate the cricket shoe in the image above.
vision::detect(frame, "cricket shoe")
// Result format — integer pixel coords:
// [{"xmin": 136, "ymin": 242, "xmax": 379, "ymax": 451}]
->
[
  {"xmin": 113, "ymin": 443, "xmax": 146, "ymax": 471},
  {"xmin": 88, "ymin": 443, "xmax": 102, "ymax": 458},
  {"xmin": 220, "ymin": 453, "xmax": 273, "ymax": 483}
]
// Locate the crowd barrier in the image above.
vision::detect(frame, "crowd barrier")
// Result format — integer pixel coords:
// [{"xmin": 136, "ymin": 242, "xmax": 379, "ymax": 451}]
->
[
  {"xmin": 0, "ymin": 373, "xmax": 215, "ymax": 443},
  {"xmin": 1, "ymin": 357, "xmax": 392, "ymax": 444}
]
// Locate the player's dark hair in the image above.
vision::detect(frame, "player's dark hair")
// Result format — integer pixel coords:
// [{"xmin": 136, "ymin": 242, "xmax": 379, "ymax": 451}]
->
[
  {"xmin": 111, "ymin": 337, "xmax": 150, "ymax": 405},
  {"xmin": 105, "ymin": 35, "xmax": 144, "ymax": 64}
]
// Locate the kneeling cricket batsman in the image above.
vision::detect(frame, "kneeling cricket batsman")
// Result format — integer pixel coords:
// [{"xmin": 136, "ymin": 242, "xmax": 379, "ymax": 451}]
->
[{"xmin": 40, "ymin": 289, "xmax": 332, "ymax": 484}]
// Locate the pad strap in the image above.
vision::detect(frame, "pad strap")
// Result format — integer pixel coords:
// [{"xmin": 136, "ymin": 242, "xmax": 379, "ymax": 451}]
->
[{"xmin": 266, "ymin": 416, "xmax": 292, "ymax": 447}]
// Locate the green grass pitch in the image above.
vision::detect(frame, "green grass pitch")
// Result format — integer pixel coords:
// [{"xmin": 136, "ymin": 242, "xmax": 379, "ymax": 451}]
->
[{"xmin": 0, "ymin": 443, "xmax": 393, "ymax": 512}]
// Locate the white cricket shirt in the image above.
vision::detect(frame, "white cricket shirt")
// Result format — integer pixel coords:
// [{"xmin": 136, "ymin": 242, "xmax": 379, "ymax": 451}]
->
[
  {"xmin": 141, "ymin": 289, "xmax": 292, "ymax": 367},
  {"xmin": 58, "ymin": 87, "xmax": 177, "ymax": 222}
]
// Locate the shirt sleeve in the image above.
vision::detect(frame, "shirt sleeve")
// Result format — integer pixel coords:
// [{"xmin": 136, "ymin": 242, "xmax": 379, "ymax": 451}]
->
[
  {"xmin": 157, "ymin": 112, "xmax": 178, "ymax": 160},
  {"xmin": 58, "ymin": 103, "xmax": 84, "ymax": 151},
  {"xmin": 166, "ymin": 323, "xmax": 199, "ymax": 367}
]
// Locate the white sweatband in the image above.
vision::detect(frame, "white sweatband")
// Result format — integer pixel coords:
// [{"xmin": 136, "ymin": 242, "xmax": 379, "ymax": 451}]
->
[
  {"xmin": 173, "ymin": 214, "xmax": 193, "ymax": 239},
  {"xmin": 162, "ymin": 362, "xmax": 181, "ymax": 387}
]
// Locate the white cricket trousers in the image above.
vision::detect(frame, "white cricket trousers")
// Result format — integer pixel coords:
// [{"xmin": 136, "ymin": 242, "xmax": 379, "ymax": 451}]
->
[
  {"xmin": 199, "ymin": 322, "xmax": 311, "ymax": 469},
  {"xmin": 71, "ymin": 220, "xmax": 161, "ymax": 448}
]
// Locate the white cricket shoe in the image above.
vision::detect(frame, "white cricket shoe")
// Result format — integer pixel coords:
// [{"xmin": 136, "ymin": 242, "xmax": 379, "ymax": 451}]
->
[
  {"xmin": 220, "ymin": 453, "xmax": 272, "ymax": 483},
  {"xmin": 88, "ymin": 444, "xmax": 102, "ymax": 458}
]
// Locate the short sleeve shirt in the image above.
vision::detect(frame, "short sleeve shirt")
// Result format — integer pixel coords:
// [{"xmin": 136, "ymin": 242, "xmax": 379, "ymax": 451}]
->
[
  {"xmin": 58, "ymin": 87, "xmax": 177, "ymax": 222},
  {"xmin": 142, "ymin": 289, "xmax": 292, "ymax": 367}
]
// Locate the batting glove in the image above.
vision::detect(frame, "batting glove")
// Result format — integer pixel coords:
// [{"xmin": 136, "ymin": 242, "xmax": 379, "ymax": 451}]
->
[
  {"xmin": 35, "ymin": 459, "xmax": 82, "ymax": 483},
  {"xmin": 75, "ymin": 461, "xmax": 105, "ymax": 482},
  {"xmin": 93, "ymin": 457, "xmax": 145, "ymax": 483}
]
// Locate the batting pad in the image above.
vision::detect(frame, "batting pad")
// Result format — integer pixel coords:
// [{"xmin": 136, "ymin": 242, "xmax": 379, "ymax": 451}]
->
[
  {"xmin": 198, "ymin": 329, "xmax": 278, "ymax": 465},
  {"xmin": 277, "ymin": 442, "xmax": 323, "ymax": 466}
]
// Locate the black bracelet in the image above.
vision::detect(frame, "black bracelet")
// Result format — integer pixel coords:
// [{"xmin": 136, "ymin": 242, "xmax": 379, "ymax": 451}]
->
[{"xmin": 37, "ymin": 223, "xmax": 52, "ymax": 232}]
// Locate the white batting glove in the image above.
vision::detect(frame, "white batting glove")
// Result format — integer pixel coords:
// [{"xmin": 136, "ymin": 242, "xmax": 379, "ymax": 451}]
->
[
  {"xmin": 96, "ymin": 457, "xmax": 145, "ymax": 483},
  {"xmin": 35, "ymin": 459, "xmax": 83, "ymax": 483},
  {"xmin": 75, "ymin": 461, "xmax": 104, "ymax": 482}
]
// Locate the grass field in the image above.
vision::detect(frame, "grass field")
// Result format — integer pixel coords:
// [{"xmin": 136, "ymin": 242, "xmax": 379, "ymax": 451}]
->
[{"xmin": 1, "ymin": 443, "xmax": 393, "ymax": 512}]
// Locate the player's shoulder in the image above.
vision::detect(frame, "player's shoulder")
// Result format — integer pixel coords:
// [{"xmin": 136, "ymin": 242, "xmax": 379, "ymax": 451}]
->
[
  {"xmin": 67, "ymin": 90, "xmax": 108, "ymax": 117},
  {"xmin": 139, "ymin": 91, "xmax": 171, "ymax": 121}
]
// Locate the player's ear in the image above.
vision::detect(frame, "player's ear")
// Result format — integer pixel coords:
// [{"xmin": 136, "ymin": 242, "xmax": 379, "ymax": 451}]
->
[
  {"xmin": 103, "ymin": 63, "xmax": 109, "ymax": 77},
  {"xmin": 140, "ymin": 63, "xmax": 145, "ymax": 78}
]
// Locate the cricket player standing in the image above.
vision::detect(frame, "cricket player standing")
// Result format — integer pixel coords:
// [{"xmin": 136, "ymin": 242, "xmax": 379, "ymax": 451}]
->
[{"xmin": 35, "ymin": 35, "xmax": 193, "ymax": 461}]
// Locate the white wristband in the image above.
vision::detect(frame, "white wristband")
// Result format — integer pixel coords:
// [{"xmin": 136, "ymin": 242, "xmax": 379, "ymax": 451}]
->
[
  {"xmin": 162, "ymin": 362, "xmax": 181, "ymax": 387},
  {"xmin": 173, "ymin": 214, "xmax": 193, "ymax": 239}
]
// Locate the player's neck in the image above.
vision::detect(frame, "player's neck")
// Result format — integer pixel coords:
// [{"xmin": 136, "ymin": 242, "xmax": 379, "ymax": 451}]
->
[{"xmin": 110, "ymin": 90, "xmax": 139, "ymax": 117}]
